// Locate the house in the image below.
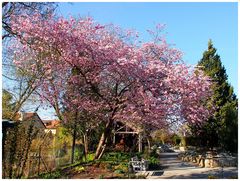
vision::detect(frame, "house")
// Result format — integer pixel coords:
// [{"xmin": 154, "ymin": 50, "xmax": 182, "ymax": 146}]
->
[
  {"xmin": 2, "ymin": 112, "xmax": 46, "ymax": 139},
  {"xmin": 13, "ymin": 112, "xmax": 46, "ymax": 130},
  {"xmin": 2, "ymin": 118, "xmax": 17, "ymax": 160},
  {"xmin": 42, "ymin": 120, "xmax": 60, "ymax": 135},
  {"xmin": 2, "ymin": 112, "xmax": 46, "ymax": 162}
]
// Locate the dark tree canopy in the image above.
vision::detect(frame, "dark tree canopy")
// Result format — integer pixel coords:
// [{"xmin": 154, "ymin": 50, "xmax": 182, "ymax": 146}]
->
[{"xmin": 191, "ymin": 40, "xmax": 238, "ymax": 152}]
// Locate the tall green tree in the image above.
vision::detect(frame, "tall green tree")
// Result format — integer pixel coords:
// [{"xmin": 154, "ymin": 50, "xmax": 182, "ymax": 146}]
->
[{"xmin": 193, "ymin": 40, "xmax": 238, "ymax": 152}]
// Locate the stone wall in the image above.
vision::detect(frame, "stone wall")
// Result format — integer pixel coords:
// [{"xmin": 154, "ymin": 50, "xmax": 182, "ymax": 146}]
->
[{"xmin": 178, "ymin": 151, "xmax": 237, "ymax": 168}]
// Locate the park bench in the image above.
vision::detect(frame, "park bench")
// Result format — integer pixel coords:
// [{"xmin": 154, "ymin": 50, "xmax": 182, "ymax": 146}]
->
[{"xmin": 129, "ymin": 156, "xmax": 149, "ymax": 172}]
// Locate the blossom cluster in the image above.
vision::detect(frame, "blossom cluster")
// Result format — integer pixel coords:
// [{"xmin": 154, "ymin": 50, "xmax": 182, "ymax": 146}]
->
[{"xmin": 10, "ymin": 14, "xmax": 213, "ymax": 129}]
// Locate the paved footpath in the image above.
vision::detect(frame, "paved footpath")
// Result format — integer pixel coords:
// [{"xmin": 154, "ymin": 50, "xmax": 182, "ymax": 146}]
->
[{"xmin": 139, "ymin": 152, "xmax": 238, "ymax": 179}]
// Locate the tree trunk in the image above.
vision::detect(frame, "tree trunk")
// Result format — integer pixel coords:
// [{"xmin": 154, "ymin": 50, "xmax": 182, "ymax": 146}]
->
[
  {"xmin": 2, "ymin": 127, "xmax": 7, "ymax": 179},
  {"xmin": 83, "ymin": 134, "xmax": 88, "ymax": 160},
  {"xmin": 71, "ymin": 122, "xmax": 77, "ymax": 164},
  {"xmin": 146, "ymin": 137, "xmax": 151, "ymax": 153},
  {"xmin": 98, "ymin": 143, "xmax": 107, "ymax": 159},
  {"xmin": 8, "ymin": 125, "xmax": 19, "ymax": 178},
  {"xmin": 162, "ymin": 139, "xmax": 165, "ymax": 145},
  {"xmin": 138, "ymin": 134, "xmax": 142, "ymax": 152},
  {"xmin": 37, "ymin": 147, "xmax": 41, "ymax": 175},
  {"xmin": 18, "ymin": 124, "xmax": 35, "ymax": 178},
  {"xmin": 94, "ymin": 119, "xmax": 113, "ymax": 160}
]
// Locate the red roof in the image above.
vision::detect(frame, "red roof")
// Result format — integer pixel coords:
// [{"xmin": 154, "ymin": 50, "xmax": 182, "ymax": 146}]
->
[{"xmin": 42, "ymin": 120, "xmax": 60, "ymax": 129}]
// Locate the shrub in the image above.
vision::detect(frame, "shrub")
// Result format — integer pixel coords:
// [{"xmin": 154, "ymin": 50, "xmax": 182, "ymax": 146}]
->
[
  {"xmin": 149, "ymin": 156, "xmax": 160, "ymax": 169},
  {"xmin": 86, "ymin": 153, "xmax": 95, "ymax": 162},
  {"xmin": 114, "ymin": 163, "xmax": 128, "ymax": 173},
  {"xmin": 208, "ymin": 175, "xmax": 218, "ymax": 179},
  {"xmin": 149, "ymin": 148, "xmax": 159, "ymax": 158},
  {"xmin": 99, "ymin": 174, "xmax": 104, "ymax": 179},
  {"xmin": 101, "ymin": 152, "xmax": 131, "ymax": 163},
  {"xmin": 74, "ymin": 166, "xmax": 85, "ymax": 173},
  {"xmin": 38, "ymin": 170, "xmax": 62, "ymax": 179},
  {"xmin": 127, "ymin": 174, "xmax": 147, "ymax": 179}
]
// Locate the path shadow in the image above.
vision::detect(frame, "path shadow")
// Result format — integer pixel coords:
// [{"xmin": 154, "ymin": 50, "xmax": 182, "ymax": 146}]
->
[
  {"xmin": 148, "ymin": 168, "xmax": 238, "ymax": 179},
  {"xmin": 159, "ymin": 165, "xmax": 169, "ymax": 170},
  {"xmin": 151, "ymin": 170, "xmax": 164, "ymax": 176},
  {"xmin": 163, "ymin": 169, "xmax": 238, "ymax": 179}
]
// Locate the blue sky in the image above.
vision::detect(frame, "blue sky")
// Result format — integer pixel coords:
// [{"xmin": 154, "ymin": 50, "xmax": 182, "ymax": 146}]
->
[{"xmin": 57, "ymin": 2, "xmax": 238, "ymax": 93}]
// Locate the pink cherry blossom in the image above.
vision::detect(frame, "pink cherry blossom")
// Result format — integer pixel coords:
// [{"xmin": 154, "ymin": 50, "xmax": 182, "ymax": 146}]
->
[{"xmin": 10, "ymin": 14, "xmax": 213, "ymax": 132}]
